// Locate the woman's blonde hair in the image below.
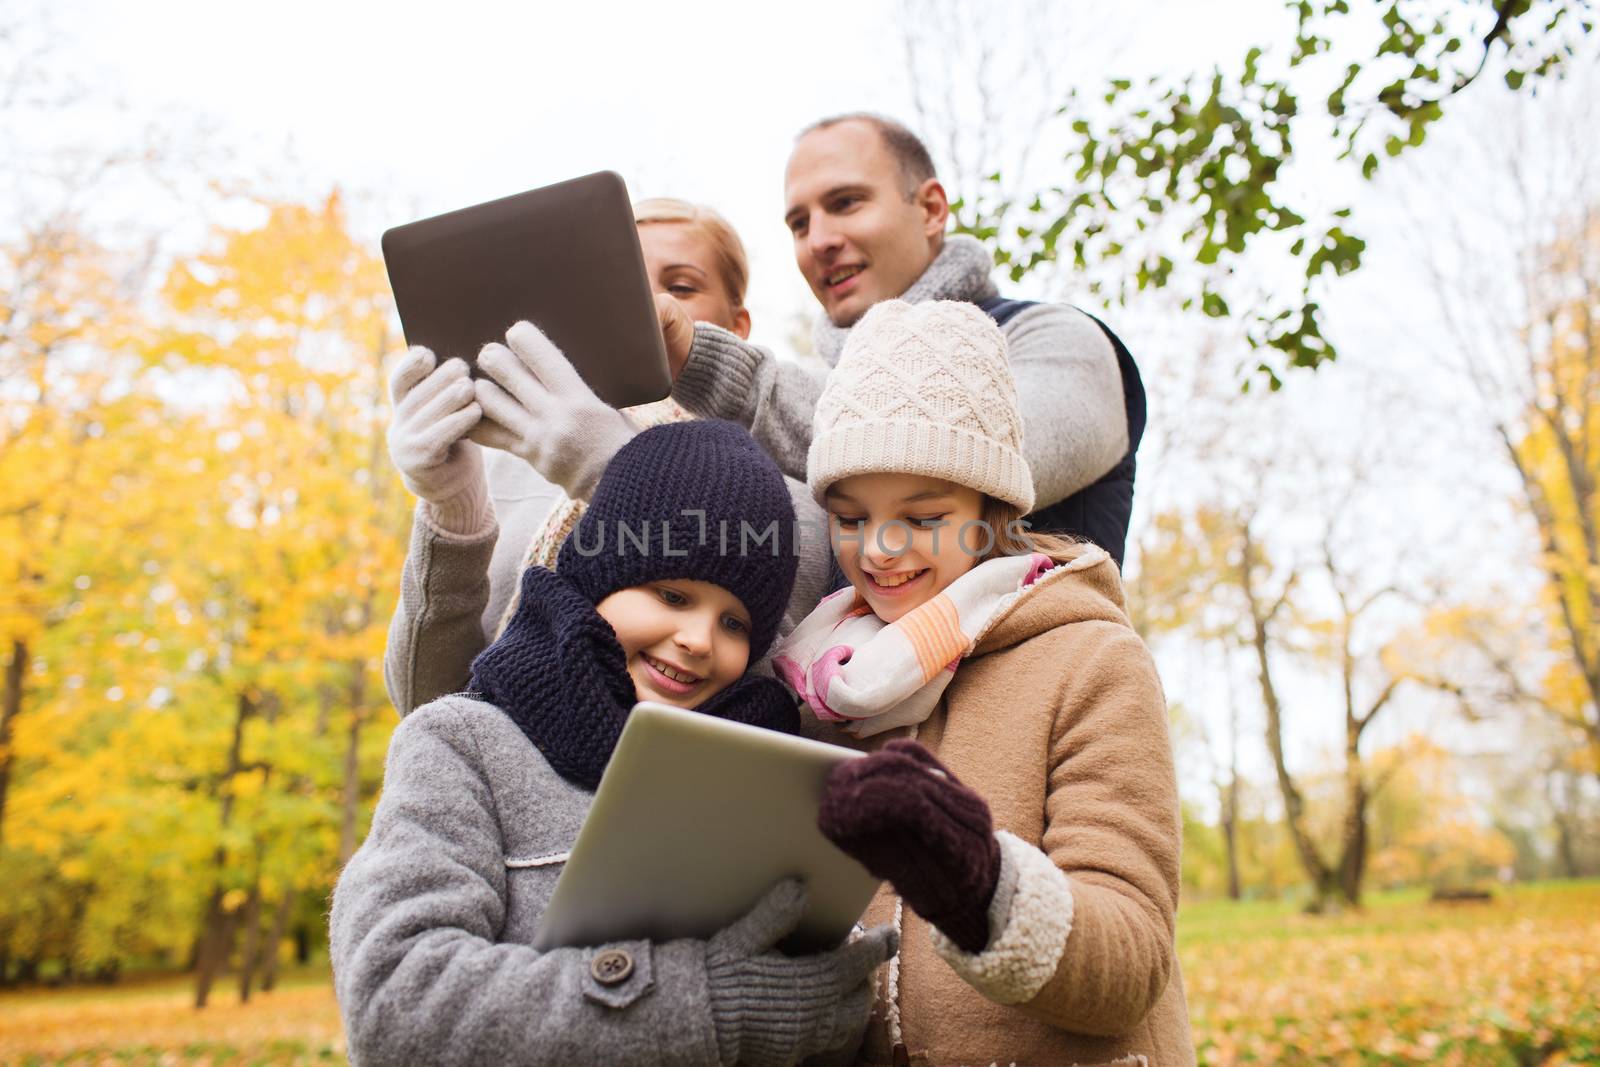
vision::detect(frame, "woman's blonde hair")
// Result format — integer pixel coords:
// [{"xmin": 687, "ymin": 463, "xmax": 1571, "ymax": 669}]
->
[
  {"xmin": 978, "ymin": 496, "xmax": 1082, "ymax": 565},
  {"xmin": 633, "ymin": 198, "xmax": 749, "ymax": 309}
]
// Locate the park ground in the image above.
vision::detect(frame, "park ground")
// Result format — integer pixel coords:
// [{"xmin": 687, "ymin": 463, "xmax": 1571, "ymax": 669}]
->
[{"xmin": 0, "ymin": 881, "xmax": 1595, "ymax": 1066}]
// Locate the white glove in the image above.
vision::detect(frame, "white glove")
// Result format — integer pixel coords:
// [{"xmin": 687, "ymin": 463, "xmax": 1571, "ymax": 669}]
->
[
  {"xmin": 468, "ymin": 321, "xmax": 638, "ymax": 501},
  {"xmin": 386, "ymin": 346, "xmax": 491, "ymax": 535}
]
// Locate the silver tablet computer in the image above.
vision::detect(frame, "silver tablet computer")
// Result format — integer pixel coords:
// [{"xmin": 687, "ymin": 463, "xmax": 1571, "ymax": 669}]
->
[
  {"xmin": 381, "ymin": 170, "xmax": 671, "ymax": 409},
  {"xmin": 533, "ymin": 702, "xmax": 880, "ymax": 953}
]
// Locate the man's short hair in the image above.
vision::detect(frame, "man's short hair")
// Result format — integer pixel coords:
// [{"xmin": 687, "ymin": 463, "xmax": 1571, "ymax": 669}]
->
[{"xmin": 798, "ymin": 113, "xmax": 937, "ymax": 199}]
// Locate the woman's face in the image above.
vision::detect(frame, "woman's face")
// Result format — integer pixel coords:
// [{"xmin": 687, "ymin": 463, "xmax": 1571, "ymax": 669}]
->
[
  {"xmin": 595, "ymin": 579, "xmax": 752, "ymax": 709},
  {"xmin": 638, "ymin": 222, "xmax": 751, "ymax": 339},
  {"xmin": 825, "ymin": 473, "xmax": 987, "ymax": 624}
]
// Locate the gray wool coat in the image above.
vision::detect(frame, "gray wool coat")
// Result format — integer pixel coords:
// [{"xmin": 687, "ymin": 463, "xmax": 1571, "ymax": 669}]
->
[{"xmin": 330, "ymin": 695, "xmax": 730, "ymax": 1065}]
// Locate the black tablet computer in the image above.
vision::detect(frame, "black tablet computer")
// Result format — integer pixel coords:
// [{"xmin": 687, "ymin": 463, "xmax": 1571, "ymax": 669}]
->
[{"xmin": 381, "ymin": 171, "xmax": 671, "ymax": 409}]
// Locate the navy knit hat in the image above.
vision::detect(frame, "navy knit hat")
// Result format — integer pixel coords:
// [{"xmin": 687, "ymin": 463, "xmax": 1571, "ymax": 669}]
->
[{"xmin": 557, "ymin": 420, "xmax": 797, "ymax": 660}]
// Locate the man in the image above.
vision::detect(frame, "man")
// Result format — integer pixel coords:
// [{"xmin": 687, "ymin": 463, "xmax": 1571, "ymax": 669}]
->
[{"xmin": 664, "ymin": 113, "xmax": 1144, "ymax": 566}]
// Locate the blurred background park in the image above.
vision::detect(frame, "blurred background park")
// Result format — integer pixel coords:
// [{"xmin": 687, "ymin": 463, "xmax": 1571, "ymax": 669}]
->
[{"xmin": 1, "ymin": 0, "xmax": 1597, "ymax": 1063}]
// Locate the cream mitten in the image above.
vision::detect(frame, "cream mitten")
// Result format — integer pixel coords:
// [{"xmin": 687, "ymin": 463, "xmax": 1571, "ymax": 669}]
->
[
  {"xmin": 468, "ymin": 321, "xmax": 638, "ymax": 502},
  {"xmin": 386, "ymin": 346, "xmax": 491, "ymax": 535}
]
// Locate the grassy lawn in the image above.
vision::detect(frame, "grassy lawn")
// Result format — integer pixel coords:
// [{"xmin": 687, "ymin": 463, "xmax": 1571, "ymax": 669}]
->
[
  {"xmin": 2, "ymin": 882, "xmax": 1596, "ymax": 1065},
  {"xmin": 1180, "ymin": 881, "xmax": 1600, "ymax": 1065},
  {"xmin": 0, "ymin": 966, "xmax": 343, "ymax": 1066}
]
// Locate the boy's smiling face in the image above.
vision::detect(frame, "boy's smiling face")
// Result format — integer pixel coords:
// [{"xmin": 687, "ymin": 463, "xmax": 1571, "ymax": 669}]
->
[
  {"xmin": 595, "ymin": 579, "xmax": 753, "ymax": 708},
  {"xmin": 825, "ymin": 473, "xmax": 987, "ymax": 624}
]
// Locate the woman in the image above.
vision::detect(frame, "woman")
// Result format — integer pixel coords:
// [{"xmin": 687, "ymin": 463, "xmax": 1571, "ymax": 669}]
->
[{"xmin": 383, "ymin": 199, "xmax": 829, "ymax": 715}]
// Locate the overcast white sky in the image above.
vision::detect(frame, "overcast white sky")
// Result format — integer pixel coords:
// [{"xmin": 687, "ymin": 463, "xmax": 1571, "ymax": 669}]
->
[{"xmin": 38, "ymin": 0, "xmax": 1280, "ymax": 348}]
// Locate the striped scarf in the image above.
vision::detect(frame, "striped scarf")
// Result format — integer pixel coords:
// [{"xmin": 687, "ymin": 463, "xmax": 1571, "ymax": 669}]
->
[{"xmin": 770, "ymin": 553, "xmax": 1056, "ymax": 738}]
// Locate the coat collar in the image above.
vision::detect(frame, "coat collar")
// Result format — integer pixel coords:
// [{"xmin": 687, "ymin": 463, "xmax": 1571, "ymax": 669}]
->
[{"xmin": 971, "ymin": 545, "xmax": 1132, "ymax": 657}]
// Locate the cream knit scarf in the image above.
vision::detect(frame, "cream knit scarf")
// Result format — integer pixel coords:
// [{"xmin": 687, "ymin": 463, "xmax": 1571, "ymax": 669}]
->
[
  {"xmin": 771, "ymin": 552, "xmax": 1058, "ymax": 737},
  {"xmin": 811, "ymin": 234, "xmax": 999, "ymax": 366}
]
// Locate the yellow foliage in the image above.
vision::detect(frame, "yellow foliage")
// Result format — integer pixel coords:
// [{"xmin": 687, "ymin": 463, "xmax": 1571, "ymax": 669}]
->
[
  {"xmin": 1, "ymin": 191, "xmax": 411, "ymax": 974},
  {"xmin": 1507, "ymin": 218, "xmax": 1600, "ymax": 766},
  {"xmin": 1182, "ymin": 882, "xmax": 1600, "ymax": 1066}
]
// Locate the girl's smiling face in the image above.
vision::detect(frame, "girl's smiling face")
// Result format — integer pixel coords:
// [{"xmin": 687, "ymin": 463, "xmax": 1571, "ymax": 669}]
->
[
  {"xmin": 825, "ymin": 473, "xmax": 987, "ymax": 624},
  {"xmin": 595, "ymin": 579, "xmax": 752, "ymax": 708}
]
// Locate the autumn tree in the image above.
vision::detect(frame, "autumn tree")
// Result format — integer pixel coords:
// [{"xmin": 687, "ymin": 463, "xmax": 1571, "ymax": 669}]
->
[
  {"xmin": 1404, "ymin": 73, "xmax": 1600, "ymax": 784},
  {"xmin": 1135, "ymin": 507, "xmax": 1255, "ymax": 900},
  {"xmin": 1136, "ymin": 459, "xmax": 1445, "ymax": 911},
  {"xmin": 150, "ymin": 191, "xmax": 407, "ymax": 1005},
  {"xmin": 897, "ymin": 0, "xmax": 1592, "ymax": 384},
  {"xmin": 1365, "ymin": 737, "xmax": 1517, "ymax": 889},
  {"xmin": 0, "ymin": 195, "xmax": 200, "ymax": 982}
]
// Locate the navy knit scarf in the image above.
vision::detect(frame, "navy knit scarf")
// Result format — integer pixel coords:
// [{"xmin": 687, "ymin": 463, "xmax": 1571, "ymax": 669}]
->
[{"xmin": 468, "ymin": 566, "xmax": 800, "ymax": 791}]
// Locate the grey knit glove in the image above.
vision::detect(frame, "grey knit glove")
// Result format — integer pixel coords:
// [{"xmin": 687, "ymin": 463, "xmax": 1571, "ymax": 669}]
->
[
  {"xmin": 704, "ymin": 879, "xmax": 896, "ymax": 1067},
  {"xmin": 468, "ymin": 320, "xmax": 638, "ymax": 502},
  {"xmin": 386, "ymin": 346, "xmax": 490, "ymax": 535}
]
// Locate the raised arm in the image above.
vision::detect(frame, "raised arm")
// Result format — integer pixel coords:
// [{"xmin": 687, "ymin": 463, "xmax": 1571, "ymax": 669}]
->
[
  {"xmin": 383, "ymin": 505, "xmax": 498, "ymax": 715},
  {"xmin": 672, "ymin": 323, "xmax": 827, "ymax": 483},
  {"xmin": 382, "ymin": 347, "xmax": 499, "ymax": 716},
  {"xmin": 1004, "ymin": 304, "xmax": 1128, "ymax": 510}
]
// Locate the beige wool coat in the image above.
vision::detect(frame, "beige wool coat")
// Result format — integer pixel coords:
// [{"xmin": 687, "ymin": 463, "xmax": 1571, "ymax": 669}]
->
[{"xmin": 807, "ymin": 546, "xmax": 1195, "ymax": 1067}]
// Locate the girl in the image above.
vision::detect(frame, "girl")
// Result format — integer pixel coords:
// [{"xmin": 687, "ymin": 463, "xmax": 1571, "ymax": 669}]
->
[
  {"xmin": 773, "ymin": 300, "xmax": 1195, "ymax": 1066},
  {"xmin": 333, "ymin": 418, "xmax": 895, "ymax": 1066}
]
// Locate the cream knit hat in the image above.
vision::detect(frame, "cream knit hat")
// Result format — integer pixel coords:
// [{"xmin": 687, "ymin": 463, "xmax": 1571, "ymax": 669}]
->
[{"xmin": 808, "ymin": 300, "xmax": 1034, "ymax": 512}]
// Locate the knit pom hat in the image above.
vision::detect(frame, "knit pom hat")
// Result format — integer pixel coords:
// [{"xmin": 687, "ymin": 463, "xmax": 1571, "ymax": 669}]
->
[
  {"xmin": 556, "ymin": 420, "xmax": 797, "ymax": 660},
  {"xmin": 807, "ymin": 300, "xmax": 1034, "ymax": 512}
]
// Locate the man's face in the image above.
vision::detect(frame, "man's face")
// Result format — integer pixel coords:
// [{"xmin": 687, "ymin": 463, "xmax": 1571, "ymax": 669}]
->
[{"xmin": 784, "ymin": 121, "xmax": 946, "ymax": 327}]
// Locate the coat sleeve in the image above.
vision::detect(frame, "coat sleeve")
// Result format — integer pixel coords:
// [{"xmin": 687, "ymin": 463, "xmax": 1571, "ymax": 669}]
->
[
  {"xmin": 930, "ymin": 627, "xmax": 1180, "ymax": 1036},
  {"xmin": 330, "ymin": 701, "xmax": 724, "ymax": 1066},
  {"xmin": 1004, "ymin": 304, "xmax": 1129, "ymax": 509},
  {"xmin": 671, "ymin": 323, "xmax": 825, "ymax": 483},
  {"xmin": 382, "ymin": 503, "xmax": 498, "ymax": 717}
]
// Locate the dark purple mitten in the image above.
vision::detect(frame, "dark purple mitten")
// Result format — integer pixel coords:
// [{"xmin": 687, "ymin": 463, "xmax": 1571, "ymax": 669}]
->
[{"xmin": 818, "ymin": 739, "xmax": 1001, "ymax": 953}]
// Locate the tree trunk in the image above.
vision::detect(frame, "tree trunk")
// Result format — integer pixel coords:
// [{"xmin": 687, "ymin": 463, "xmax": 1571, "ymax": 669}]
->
[
  {"xmin": 1251, "ymin": 612, "xmax": 1335, "ymax": 907},
  {"xmin": 1222, "ymin": 779, "xmax": 1242, "ymax": 902},
  {"xmin": 1223, "ymin": 702, "xmax": 1243, "ymax": 901},
  {"xmin": 1548, "ymin": 771, "xmax": 1581, "ymax": 879},
  {"xmin": 236, "ymin": 878, "xmax": 264, "ymax": 1002},
  {"xmin": 258, "ymin": 890, "xmax": 295, "ymax": 993},
  {"xmin": 1337, "ymin": 728, "xmax": 1368, "ymax": 906},
  {"xmin": 1238, "ymin": 525, "xmax": 1337, "ymax": 909},
  {"xmin": 338, "ymin": 666, "xmax": 367, "ymax": 865},
  {"xmin": 0, "ymin": 638, "xmax": 28, "ymax": 849},
  {"xmin": 192, "ymin": 892, "xmax": 237, "ymax": 1009},
  {"xmin": 194, "ymin": 692, "xmax": 252, "ymax": 1009}
]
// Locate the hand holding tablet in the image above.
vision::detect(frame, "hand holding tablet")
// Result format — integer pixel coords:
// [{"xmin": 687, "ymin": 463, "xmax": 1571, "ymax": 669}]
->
[
  {"xmin": 381, "ymin": 171, "xmax": 671, "ymax": 409},
  {"xmin": 533, "ymin": 702, "xmax": 882, "ymax": 954},
  {"xmin": 465, "ymin": 320, "xmax": 639, "ymax": 500}
]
